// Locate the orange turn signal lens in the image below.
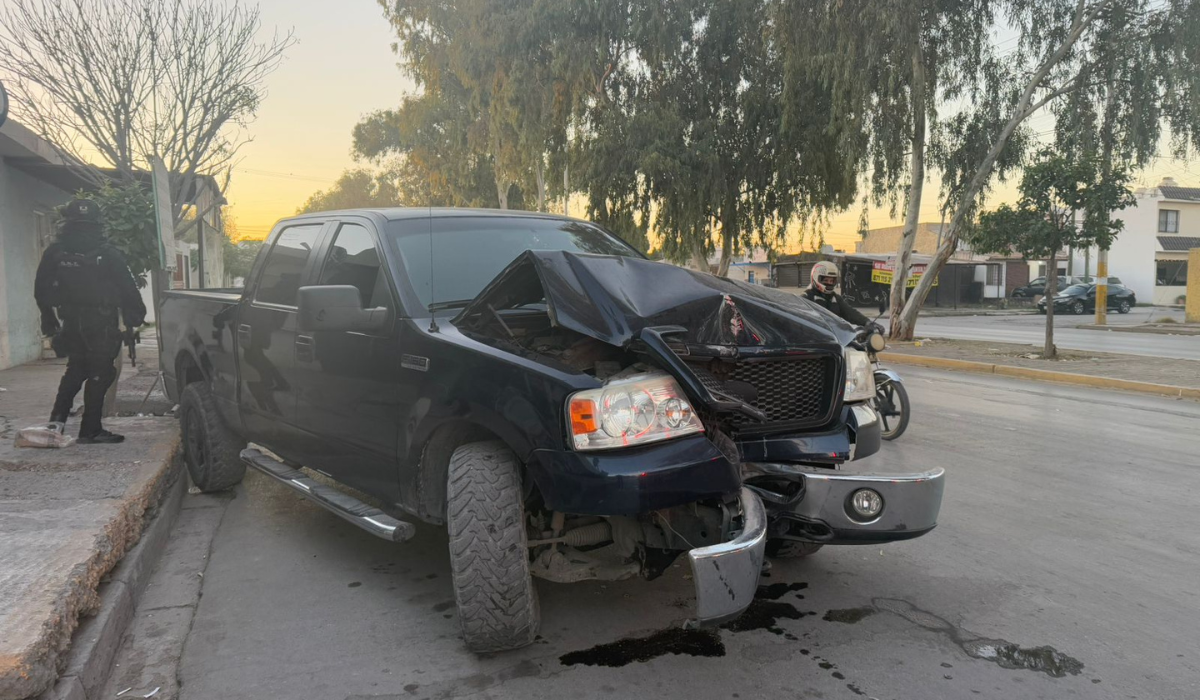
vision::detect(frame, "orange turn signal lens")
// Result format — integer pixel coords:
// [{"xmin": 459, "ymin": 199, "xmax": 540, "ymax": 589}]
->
[{"xmin": 570, "ymin": 398, "xmax": 598, "ymax": 435}]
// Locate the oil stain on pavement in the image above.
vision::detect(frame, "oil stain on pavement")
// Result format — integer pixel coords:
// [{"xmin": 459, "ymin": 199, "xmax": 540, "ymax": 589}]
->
[
  {"xmin": 872, "ymin": 598, "xmax": 1085, "ymax": 678},
  {"xmin": 559, "ymin": 582, "xmax": 810, "ymax": 667},
  {"xmin": 558, "ymin": 628, "xmax": 725, "ymax": 667}
]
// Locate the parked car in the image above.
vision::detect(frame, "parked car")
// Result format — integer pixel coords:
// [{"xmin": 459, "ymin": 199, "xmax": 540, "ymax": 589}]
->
[
  {"xmin": 1068, "ymin": 275, "xmax": 1123, "ymax": 286},
  {"xmin": 1037, "ymin": 283, "xmax": 1137, "ymax": 314},
  {"xmin": 1011, "ymin": 275, "xmax": 1071, "ymax": 298},
  {"xmin": 158, "ymin": 208, "xmax": 944, "ymax": 652}
]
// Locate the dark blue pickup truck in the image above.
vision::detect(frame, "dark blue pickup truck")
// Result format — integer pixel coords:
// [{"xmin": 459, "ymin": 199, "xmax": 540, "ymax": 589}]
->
[{"xmin": 158, "ymin": 208, "xmax": 944, "ymax": 652}]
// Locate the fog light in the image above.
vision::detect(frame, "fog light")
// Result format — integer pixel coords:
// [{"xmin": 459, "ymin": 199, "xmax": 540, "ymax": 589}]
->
[{"xmin": 848, "ymin": 488, "xmax": 883, "ymax": 521}]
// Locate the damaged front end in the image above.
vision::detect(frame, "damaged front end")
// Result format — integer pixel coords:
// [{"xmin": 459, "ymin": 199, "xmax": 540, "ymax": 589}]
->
[
  {"xmin": 453, "ymin": 249, "xmax": 938, "ymax": 624},
  {"xmin": 525, "ymin": 487, "xmax": 767, "ymax": 626}
]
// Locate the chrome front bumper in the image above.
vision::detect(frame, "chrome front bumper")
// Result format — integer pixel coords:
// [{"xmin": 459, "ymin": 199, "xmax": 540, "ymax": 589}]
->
[
  {"xmin": 747, "ymin": 463, "xmax": 945, "ymax": 545},
  {"xmin": 687, "ymin": 487, "xmax": 767, "ymax": 624}
]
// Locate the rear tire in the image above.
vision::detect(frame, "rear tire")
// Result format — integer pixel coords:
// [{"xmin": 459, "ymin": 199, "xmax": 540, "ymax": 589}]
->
[
  {"xmin": 766, "ymin": 540, "xmax": 824, "ymax": 558},
  {"xmin": 179, "ymin": 383, "xmax": 246, "ymax": 492},
  {"xmin": 446, "ymin": 441, "xmax": 540, "ymax": 653},
  {"xmin": 876, "ymin": 380, "xmax": 910, "ymax": 441}
]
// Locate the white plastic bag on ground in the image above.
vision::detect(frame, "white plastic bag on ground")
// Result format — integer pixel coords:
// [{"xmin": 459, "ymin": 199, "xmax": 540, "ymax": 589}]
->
[{"xmin": 15, "ymin": 423, "xmax": 75, "ymax": 448}]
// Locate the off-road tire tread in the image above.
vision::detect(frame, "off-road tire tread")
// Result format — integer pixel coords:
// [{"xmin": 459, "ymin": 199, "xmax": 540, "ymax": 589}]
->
[
  {"xmin": 446, "ymin": 441, "xmax": 539, "ymax": 653},
  {"xmin": 766, "ymin": 540, "xmax": 824, "ymax": 558},
  {"xmin": 180, "ymin": 382, "xmax": 246, "ymax": 492}
]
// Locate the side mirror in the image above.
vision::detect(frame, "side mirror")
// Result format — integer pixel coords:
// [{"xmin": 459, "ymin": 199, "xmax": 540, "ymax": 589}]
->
[{"xmin": 297, "ymin": 285, "xmax": 388, "ymax": 333}]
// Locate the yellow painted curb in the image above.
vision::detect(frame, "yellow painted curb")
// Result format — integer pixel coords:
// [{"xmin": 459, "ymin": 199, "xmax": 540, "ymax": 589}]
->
[{"xmin": 879, "ymin": 351, "xmax": 1200, "ymax": 401}]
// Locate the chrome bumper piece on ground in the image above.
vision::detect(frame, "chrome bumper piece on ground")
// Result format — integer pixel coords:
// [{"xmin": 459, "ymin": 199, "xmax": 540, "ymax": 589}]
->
[
  {"xmin": 746, "ymin": 462, "xmax": 945, "ymax": 545},
  {"xmin": 687, "ymin": 487, "xmax": 768, "ymax": 625}
]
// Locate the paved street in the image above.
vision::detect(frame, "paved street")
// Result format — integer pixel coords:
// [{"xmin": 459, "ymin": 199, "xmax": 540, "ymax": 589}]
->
[
  {"xmin": 97, "ymin": 366, "xmax": 1200, "ymax": 700},
  {"xmin": 899, "ymin": 308, "xmax": 1200, "ymax": 360}
]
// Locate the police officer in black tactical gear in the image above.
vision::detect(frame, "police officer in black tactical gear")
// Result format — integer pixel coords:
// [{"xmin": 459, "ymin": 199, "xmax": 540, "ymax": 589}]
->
[{"xmin": 34, "ymin": 198, "xmax": 147, "ymax": 444}]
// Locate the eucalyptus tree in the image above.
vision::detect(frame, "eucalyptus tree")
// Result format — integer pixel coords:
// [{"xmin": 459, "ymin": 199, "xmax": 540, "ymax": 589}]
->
[
  {"xmin": 776, "ymin": 0, "xmax": 999, "ymax": 328},
  {"xmin": 353, "ymin": 86, "xmax": 502, "ymax": 208},
  {"xmin": 895, "ymin": 0, "xmax": 1200, "ymax": 339},
  {"xmin": 585, "ymin": 0, "xmax": 857, "ymax": 273}
]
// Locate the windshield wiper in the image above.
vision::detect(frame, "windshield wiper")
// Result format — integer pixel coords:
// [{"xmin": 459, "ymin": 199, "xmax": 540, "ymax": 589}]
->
[{"xmin": 427, "ymin": 299, "xmax": 473, "ymax": 312}]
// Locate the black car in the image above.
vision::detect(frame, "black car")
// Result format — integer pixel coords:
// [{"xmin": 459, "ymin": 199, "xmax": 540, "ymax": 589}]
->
[
  {"xmin": 158, "ymin": 208, "xmax": 944, "ymax": 652},
  {"xmin": 1037, "ymin": 283, "xmax": 1137, "ymax": 314},
  {"xmin": 1012, "ymin": 275, "xmax": 1072, "ymax": 298}
]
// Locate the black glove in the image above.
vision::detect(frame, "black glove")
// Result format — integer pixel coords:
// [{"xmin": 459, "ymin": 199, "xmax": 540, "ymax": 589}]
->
[{"xmin": 41, "ymin": 314, "xmax": 60, "ymax": 337}]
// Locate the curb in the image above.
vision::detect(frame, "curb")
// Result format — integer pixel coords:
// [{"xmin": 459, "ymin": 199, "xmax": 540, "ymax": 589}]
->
[
  {"xmin": 1075, "ymin": 324, "xmax": 1200, "ymax": 336},
  {"xmin": 37, "ymin": 460, "xmax": 187, "ymax": 700},
  {"xmin": 880, "ymin": 352, "xmax": 1200, "ymax": 401}
]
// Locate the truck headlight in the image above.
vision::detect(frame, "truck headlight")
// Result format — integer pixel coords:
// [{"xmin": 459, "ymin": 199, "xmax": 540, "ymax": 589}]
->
[
  {"xmin": 844, "ymin": 349, "xmax": 875, "ymax": 403},
  {"xmin": 568, "ymin": 373, "xmax": 704, "ymax": 451}
]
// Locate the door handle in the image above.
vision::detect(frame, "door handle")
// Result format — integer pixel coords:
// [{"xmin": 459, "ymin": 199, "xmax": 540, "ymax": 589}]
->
[
  {"xmin": 237, "ymin": 324, "xmax": 251, "ymax": 346},
  {"xmin": 296, "ymin": 334, "xmax": 314, "ymax": 362}
]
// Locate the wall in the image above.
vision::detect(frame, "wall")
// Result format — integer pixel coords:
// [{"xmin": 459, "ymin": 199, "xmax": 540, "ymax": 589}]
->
[
  {"xmin": 1109, "ymin": 191, "xmax": 1160, "ymax": 302},
  {"xmin": 0, "ymin": 163, "xmax": 72, "ymax": 369},
  {"xmin": 856, "ymin": 223, "xmax": 944, "ymax": 256}
]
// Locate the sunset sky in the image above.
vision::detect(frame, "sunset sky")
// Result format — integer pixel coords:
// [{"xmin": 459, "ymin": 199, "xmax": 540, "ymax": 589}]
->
[{"xmin": 224, "ymin": 1, "xmax": 1200, "ymax": 251}]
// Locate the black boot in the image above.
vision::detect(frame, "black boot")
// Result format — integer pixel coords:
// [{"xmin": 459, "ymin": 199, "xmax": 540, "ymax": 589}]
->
[{"xmin": 78, "ymin": 429, "xmax": 125, "ymax": 444}]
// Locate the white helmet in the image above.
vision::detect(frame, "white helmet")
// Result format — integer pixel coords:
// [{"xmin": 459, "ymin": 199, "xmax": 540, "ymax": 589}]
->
[{"xmin": 810, "ymin": 260, "xmax": 839, "ymax": 294}]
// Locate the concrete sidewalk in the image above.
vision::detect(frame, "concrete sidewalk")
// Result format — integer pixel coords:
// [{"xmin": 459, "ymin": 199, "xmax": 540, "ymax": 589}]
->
[
  {"xmin": 882, "ymin": 338, "xmax": 1200, "ymax": 400},
  {"xmin": 0, "ymin": 357, "xmax": 180, "ymax": 700}
]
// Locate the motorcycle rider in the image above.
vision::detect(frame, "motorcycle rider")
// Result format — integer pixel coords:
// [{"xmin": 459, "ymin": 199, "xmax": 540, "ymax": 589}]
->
[
  {"xmin": 802, "ymin": 260, "xmax": 870, "ymax": 326},
  {"xmin": 34, "ymin": 198, "xmax": 146, "ymax": 444}
]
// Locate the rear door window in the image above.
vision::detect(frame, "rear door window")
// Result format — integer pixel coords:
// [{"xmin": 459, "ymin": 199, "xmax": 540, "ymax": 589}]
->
[{"xmin": 254, "ymin": 224, "xmax": 322, "ymax": 306}]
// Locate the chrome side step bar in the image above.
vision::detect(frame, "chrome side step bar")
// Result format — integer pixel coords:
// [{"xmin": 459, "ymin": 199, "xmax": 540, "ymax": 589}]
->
[{"xmin": 240, "ymin": 447, "xmax": 416, "ymax": 543}]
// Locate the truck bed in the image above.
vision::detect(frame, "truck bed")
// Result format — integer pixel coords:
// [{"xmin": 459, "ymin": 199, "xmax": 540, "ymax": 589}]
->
[{"xmin": 158, "ymin": 287, "xmax": 244, "ymax": 407}]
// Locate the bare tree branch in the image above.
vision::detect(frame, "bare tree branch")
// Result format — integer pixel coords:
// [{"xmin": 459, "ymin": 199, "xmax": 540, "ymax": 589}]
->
[{"xmin": 0, "ymin": 0, "xmax": 295, "ymax": 224}]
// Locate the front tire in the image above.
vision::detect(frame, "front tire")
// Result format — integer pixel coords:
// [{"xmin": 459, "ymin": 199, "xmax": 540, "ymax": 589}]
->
[
  {"xmin": 446, "ymin": 441, "xmax": 540, "ymax": 653},
  {"xmin": 766, "ymin": 539, "xmax": 824, "ymax": 558},
  {"xmin": 1117, "ymin": 300, "xmax": 1130, "ymax": 314},
  {"xmin": 179, "ymin": 383, "xmax": 246, "ymax": 492},
  {"xmin": 1072, "ymin": 300, "xmax": 1085, "ymax": 315},
  {"xmin": 876, "ymin": 380, "xmax": 910, "ymax": 441}
]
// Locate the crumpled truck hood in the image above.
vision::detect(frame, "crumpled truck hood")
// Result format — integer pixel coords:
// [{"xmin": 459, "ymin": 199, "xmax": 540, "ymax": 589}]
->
[{"xmin": 454, "ymin": 250, "xmax": 858, "ymax": 350}]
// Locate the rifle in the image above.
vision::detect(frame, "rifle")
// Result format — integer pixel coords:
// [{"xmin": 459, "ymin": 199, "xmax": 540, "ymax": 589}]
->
[{"xmin": 123, "ymin": 326, "xmax": 140, "ymax": 367}]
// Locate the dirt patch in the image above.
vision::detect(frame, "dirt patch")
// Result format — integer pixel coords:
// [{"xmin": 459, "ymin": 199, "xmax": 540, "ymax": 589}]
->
[{"xmin": 886, "ymin": 338, "xmax": 1200, "ymax": 389}]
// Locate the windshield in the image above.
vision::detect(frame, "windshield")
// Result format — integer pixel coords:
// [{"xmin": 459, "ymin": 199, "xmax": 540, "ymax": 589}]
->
[
  {"xmin": 1058, "ymin": 284, "xmax": 1089, "ymax": 296},
  {"xmin": 390, "ymin": 216, "xmax": 641, "ymax": 310}
]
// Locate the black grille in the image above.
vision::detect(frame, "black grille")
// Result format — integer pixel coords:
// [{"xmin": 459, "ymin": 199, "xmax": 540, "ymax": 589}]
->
[{"xmin": 691, "ymin": 355, "xmax": 836, "ymax": 430}]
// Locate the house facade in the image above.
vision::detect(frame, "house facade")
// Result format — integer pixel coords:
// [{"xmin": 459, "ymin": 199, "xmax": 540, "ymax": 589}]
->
[
  {"xmin": 1108, "ymin": 179, "xmax": 1196, "ymax": 306},
  {"xmin": 0, "ymin": 119, "xmax": 89, "ymax": 369}
]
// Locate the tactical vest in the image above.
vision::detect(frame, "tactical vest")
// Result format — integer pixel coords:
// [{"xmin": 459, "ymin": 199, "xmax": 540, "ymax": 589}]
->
[{"xmin": 52, "ymin": 247, "xmax": 115, "ymax": 308}]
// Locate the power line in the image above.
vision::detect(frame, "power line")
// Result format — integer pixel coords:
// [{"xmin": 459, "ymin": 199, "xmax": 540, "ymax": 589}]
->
[{"xmin": 238, "ymin": 167, "xmax": 336, "ymax": 184}]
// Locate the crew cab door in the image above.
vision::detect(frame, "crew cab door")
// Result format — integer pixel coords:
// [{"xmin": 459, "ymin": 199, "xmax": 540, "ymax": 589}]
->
[
  {"xmin": 236, "ymin": 222, "xmax": 326, "ymax": 446},
  {"xmin": 292, "ymin": 218, "xmax": 407, "ymax": 499}
]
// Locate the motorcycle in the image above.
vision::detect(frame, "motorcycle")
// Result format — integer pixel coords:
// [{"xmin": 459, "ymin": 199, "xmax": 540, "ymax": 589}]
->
[{"xmin": 862, "ymin": 320, "xmax": 910, "ymax": 441}]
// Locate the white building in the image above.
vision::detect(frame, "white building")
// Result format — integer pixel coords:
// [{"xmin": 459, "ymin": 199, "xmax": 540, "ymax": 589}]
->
[
  {"xmin": 1108, "ymin": 178, "xmax": 1196, "ymax": 306},
  {"xmin": 0, "ymin": 119, "xmax": 89, "ymax": 369}
]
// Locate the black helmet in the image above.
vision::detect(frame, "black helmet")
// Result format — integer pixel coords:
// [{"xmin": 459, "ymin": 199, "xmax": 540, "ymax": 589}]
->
[{"xmin": 61, "ymin": 198, "xmax": 102, "ymax": 224}]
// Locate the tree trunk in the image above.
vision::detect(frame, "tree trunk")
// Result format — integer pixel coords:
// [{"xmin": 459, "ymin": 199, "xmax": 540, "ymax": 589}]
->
[
  {"xmin": 893, "ymin": 2, "xmax": 1099, "ymax": 340},
  {"xmin": 495, "ymin": 176, "xmax": 509, "ymax": 210},
  {"xmin": 691, "ymin": 239, "xmax": 709, "ymax": 272},
  {"xmin": 717, "ymin": 231, "xmax": 733, "ymax": 277},
  {"xmin": 563, "ymin": 161, "xmax": 569, "ymax": 216},
  {"xmin": 716, "ymin": 205, "xmax": 736, "ymax": 277},
  {"xmin": 888, "ymin": 38, "xmax": 927, "ymax": 339},
  {"xmin": 535, "ymin": 157, "xmax": 547, "ymax": 212},
  {"xmin": 1043, "ymin": 250, "xmax": 1057, "ymax": 359}
]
